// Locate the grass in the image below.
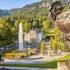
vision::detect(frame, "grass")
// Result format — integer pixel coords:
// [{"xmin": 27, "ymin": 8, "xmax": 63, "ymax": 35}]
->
[
  {"xmin": 57, "ymin": 54, "xmax": 70, "ymax": 61},
  {"xmin": 0, "ymin": 54, "xmax": 70, "ymax": 68},
  {"xmin": 0, "ymin": 61, "xmax": 57, "ymax": 68}
]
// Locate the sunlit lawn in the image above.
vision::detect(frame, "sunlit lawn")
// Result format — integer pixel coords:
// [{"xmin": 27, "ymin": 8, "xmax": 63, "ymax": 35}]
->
[
  {"xmin": 57, "ymin": 54, "xmax": 70, "ymax": 61},
  {"xmin": 0, "ymin": 61, "xmax": 57, "ymax": 68}
]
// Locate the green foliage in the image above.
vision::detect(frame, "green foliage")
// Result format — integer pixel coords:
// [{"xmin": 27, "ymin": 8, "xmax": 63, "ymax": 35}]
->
[
  {"xmin": 51, "ymin": 39, "xmax": 58, "ymax": 53},
  {"xmin": 0, "ymin": 18, "xmax": 17, "ymax": 47},
  {"xmin": 50, "ymin": 27, "xmax": 65, "ymax": 52},
  {"xmin": 49, "ymin": 27, "xmax": 62, "ymax": 39},
  {"xmin": 40, "ymin": 40, "xmax": 46, "ymax": 54},
  {"xmin": 42, "ymin": 19, "xmax": 52, "ymax": 33},
  {"xmin": 51, "ymin": 38, "xmax": 65, "ymax": 53},
  {"xmin": 32, "ymin": 21, "xmax": 38, "ymax": 28},
  {"xmin": 23, "ymin": 22, "xmax": 31, "ymax": 32},
  {"xmin": 59, "ymin": 41, "xmax": 65, "ymax": 51}
]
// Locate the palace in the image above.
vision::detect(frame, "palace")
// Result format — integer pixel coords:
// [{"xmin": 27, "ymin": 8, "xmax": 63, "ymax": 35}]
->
[
  {"xmin": 39, "ymin": 0, "xmax": 69, "ymax": 9},
  {"xmin": 49, "ymin": 0, "xmax": 69, "ymax": 5}
]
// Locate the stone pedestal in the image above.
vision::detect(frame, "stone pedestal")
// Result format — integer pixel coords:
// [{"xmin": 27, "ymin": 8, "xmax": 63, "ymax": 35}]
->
[{"xmin": 57, "ymin": 61, "xmax": 69, "ymax": 70}]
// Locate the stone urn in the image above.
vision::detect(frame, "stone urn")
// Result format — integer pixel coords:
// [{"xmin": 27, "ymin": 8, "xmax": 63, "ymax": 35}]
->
[
  {"xmin": 56, "ymin": 10, "xmax": 70, "ymax": 51},
  {"xmin": 56, "ymin": 10, "xmax": 70, "ymax": 34},
  {"xmin": 56, "ymin": 10, "xmax": 70, "ymax": 70}
]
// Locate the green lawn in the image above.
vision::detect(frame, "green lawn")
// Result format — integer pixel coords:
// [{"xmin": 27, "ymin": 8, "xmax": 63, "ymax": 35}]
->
[
  {"xmin": 57, "ymin": 54, "xmax": 70, "ymax": 61},
  {"xmin": 0, "ymin": 61, "xmax": 57, "ymax": 68}
]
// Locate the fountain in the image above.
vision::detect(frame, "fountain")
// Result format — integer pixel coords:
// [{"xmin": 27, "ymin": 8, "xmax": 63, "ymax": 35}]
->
[{"xmin": 18, "ymin": 22, "xmax": 24, "ymax": 51}]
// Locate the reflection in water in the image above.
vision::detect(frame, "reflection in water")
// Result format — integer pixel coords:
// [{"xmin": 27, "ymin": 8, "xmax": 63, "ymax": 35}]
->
[{"xmin": 0, "ymin": 67, "xmax": 56, "ymax": 70}]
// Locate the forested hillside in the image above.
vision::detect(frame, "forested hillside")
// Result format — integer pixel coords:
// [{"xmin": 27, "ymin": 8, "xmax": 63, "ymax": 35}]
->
[
  {"xmin": 0, "ymin": 0, "xmax": 68, "ymax": 48},
  {"xmin": 8, "ymin": 1, "xmax": 48, "ymax": 24},
  {"xmin": 0, "ymin": 1, "xmax": 49, "ymax": 47},
  {"xmin": 0, "ymin": 10, "xmax": 10, "ymax": 16}
]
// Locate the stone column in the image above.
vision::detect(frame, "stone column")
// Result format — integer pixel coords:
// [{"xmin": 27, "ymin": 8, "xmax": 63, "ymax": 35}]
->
[{"xmin": 18, "ymin": 23, "xmax": 24, "ymax": 51}]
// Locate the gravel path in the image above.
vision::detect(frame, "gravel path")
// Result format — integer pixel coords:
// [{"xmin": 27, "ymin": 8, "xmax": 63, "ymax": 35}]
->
[{"xmin": 3, "ymin": 53, "xmax": 69, "ymax": 64}]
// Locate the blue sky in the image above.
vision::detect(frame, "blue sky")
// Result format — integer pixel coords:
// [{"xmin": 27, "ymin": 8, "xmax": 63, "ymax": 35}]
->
[{"xmin": 0, "ymin": 0, "xmax": 40, "ymax": 10}]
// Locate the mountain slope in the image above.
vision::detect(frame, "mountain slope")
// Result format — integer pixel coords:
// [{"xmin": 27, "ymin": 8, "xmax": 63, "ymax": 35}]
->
[
  {"xmin": 0, "ymin": 10, "xmax": 10, "ymax": 16},
  {"xmin": 9, "ymin": 1, "xmax": 48, "ymax": 22}
]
